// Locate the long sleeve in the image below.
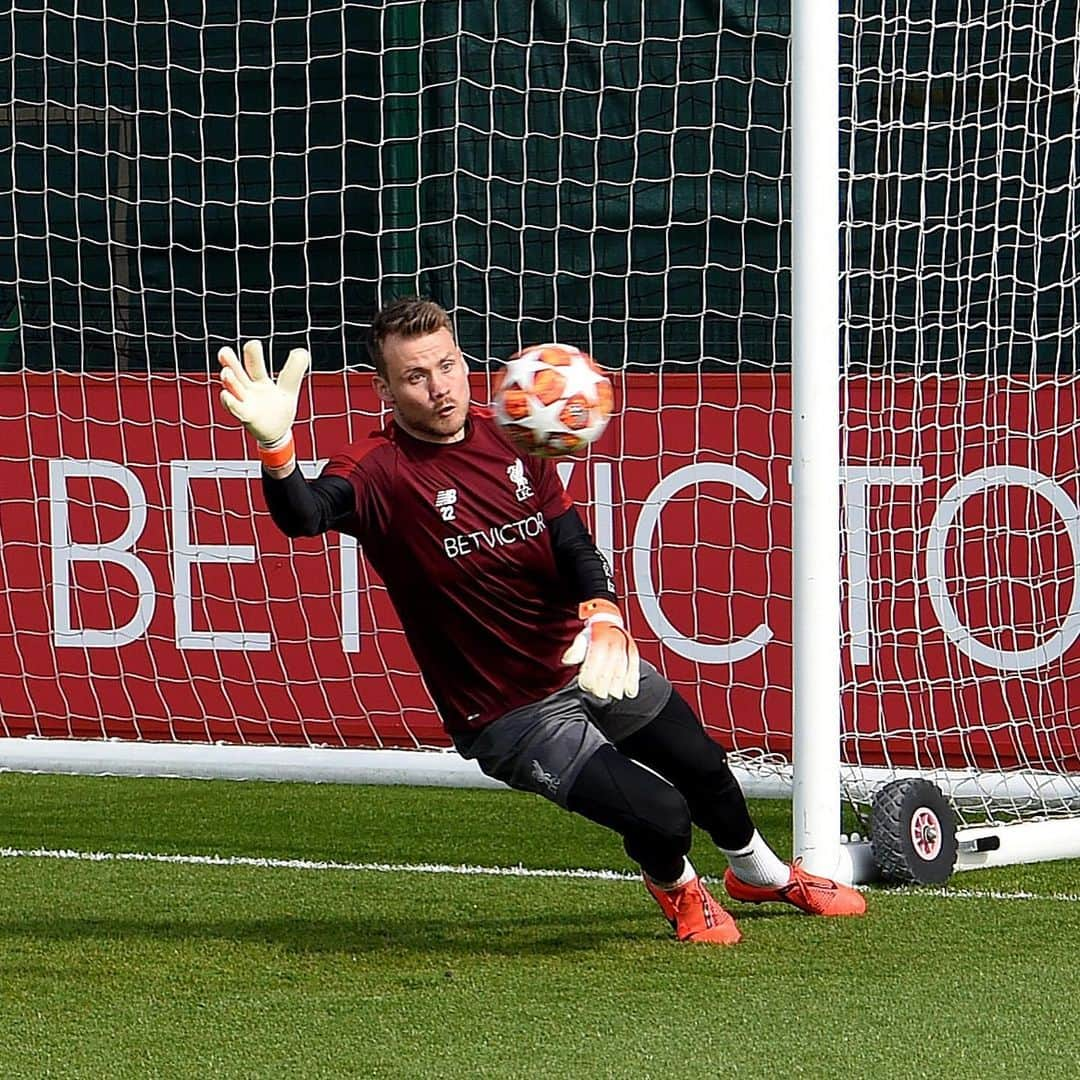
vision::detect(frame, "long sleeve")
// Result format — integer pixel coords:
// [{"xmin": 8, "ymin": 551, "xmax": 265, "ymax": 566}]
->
[
  {"xmin": 261, "ymin": 468, "xmax": 356, "ymax": 538},
  {"xmin": 548, "ymin": 506, "xmax": 617, "ymax": 603}
]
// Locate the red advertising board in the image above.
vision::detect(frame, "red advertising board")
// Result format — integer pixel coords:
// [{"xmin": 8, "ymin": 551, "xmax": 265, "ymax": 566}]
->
[{"xmin": 2, "ymin": 372, "xmax": 1078, "ymax": 773}]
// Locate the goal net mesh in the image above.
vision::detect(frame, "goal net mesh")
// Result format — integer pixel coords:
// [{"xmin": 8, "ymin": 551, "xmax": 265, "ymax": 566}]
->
[{"xmin": 1, "ymin": 2, "xmax": 1078, "ymax": 823}]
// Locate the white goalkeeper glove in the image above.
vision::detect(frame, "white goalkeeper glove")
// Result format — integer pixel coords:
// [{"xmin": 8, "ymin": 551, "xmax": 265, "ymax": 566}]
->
[
  {"xmin": 217, "ymin": 339, "xmax": 310, "ymax": 447},
  {"xmin": 561, "ymin": 598, "xmax": 640, "ymax": 701}
]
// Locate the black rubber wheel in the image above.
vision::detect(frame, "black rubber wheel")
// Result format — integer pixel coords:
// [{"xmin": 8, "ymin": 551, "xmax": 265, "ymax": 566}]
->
[{"xmin": 869, "ymin": 779, "xmax": 958, "ymax": 884}]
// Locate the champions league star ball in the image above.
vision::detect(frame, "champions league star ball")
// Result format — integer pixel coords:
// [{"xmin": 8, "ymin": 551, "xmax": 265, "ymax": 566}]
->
[{"xmin": 492, "ymin": 343, "xmax": 614, "ymax": 457}]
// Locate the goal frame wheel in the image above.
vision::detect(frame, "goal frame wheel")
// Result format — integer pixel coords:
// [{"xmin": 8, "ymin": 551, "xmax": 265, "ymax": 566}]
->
[{"xmin": 869, "ymin": 779, "xmax": 958, "ymax": 884}]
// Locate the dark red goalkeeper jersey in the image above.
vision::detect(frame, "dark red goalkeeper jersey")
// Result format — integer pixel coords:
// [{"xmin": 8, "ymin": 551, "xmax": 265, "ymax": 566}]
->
[{"xmin": 321, "ymin": 408, "xmax": 580, "ymax": 735}]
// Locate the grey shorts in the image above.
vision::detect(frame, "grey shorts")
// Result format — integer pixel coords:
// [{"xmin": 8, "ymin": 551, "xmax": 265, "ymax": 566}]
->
[{"xmin": 452, "ymin": 660, "xmax": 672, "ymax": 807}]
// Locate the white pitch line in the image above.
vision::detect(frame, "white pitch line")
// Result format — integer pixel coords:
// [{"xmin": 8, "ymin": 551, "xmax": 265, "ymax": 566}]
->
[
  {"xmin": 1, "ymin": 847, "xmax": 1077, "ymax": 903},
  {"xmin": 0, "ymin": 846, "xmax": 638, "ymax": 881},
  {"xmin": 884, "ymin": 884, "xmax": 1080, "ymax": 903}
]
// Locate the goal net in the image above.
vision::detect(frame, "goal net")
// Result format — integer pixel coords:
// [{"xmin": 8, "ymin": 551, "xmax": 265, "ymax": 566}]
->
[
  {"xmin": 836, "ymin": 3, "xmax": 1080, "ymax": 835},
  {"xmin": 2, "ymin": 4, "xmax": 1078, "ymax": 862}
]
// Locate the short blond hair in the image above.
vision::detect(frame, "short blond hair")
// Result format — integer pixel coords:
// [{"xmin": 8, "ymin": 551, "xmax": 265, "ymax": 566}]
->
[{"xmin": 367, "ymin": 297, "xmax": 454, "ymax": 378}]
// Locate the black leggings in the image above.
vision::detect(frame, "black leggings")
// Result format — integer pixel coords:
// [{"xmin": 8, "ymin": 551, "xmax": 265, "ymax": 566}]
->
[{"xmin": 565, "ymin": 689, "xmax": 755, "ymax": 882}]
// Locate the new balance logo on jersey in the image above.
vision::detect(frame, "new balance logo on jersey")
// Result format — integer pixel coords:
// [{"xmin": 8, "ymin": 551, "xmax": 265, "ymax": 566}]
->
[
  {"xmin": 530, "ymin": 759, "xmax": 561, "ymax": 796},
  {"xmin": 434, "ymin": 488, "xmax": 458, "ymax": 521},
  {"xmin": 507, "ymin": 459, "xmax": 533, "ymax": 501}
]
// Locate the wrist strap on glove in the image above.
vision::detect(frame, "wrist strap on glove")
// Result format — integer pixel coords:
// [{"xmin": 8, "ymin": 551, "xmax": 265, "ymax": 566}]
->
[
  {"xmin": 578, "ymin": 598, "xmax": 623, "ymax": 625},
  {"xmin": 258, "ymin": 431, "xmax": 296, "ymax": 470}
]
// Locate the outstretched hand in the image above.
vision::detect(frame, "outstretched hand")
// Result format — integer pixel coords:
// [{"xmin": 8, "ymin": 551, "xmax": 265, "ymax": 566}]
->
[{"xmin": 217, "ymin": 340, "xmax": 310, "ymax": 446}]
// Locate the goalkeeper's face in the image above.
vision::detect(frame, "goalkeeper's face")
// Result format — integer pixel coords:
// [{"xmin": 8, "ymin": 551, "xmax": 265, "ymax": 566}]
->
[{"xmin": 374, "ymin": 328, "xmax": 470, "ymax": 443}]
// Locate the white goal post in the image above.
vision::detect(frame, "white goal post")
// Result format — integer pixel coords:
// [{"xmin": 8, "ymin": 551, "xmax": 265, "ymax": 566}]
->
[{"xmin": 3, "ymin": 4, "xmax": 1080, "ymax": 884}]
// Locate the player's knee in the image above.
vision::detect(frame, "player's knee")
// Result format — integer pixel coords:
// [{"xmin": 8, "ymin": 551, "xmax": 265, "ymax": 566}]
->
[
  {"xmin": 567, "ymin": 743, "xmax": 690, "ymax": 848},
  {"xmin": 633, "ymin": 777, "xmax": 692, "ymax": 848}
]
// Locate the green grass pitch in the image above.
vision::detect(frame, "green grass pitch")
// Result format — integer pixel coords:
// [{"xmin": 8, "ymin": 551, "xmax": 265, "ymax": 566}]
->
[{"xmin": 1, "ymin": 772, "xmax": 1077, "ymax": 1079}]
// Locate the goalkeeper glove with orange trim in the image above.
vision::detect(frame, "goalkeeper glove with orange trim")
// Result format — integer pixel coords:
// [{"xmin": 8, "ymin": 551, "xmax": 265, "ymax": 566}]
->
[
  {"xmin": 561, "ymin": 598, "xmax": 640, "ymax": 701},
  {"xmin": 217, "ymin": 339, "xmax": 310, "ymax": 456}
]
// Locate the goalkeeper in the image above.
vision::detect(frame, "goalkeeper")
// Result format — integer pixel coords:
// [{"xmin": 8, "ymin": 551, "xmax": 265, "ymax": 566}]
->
[{"xmin": 217, "ymin": 297, "xmax": 865, "ymax": 946}]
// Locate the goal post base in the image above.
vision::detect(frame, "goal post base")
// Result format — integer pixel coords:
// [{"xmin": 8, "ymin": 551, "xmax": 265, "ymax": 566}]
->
[
  {"xmin": 0, "ymin": 738, "xmax": 505, "ymax": 789},
  {"xmin": 839, "ymin": 818, "xmax": 1080, "ymax": 885},
  {"xmin": 0, "ymin": 737, "xmax": 792, "ymax": 797}
]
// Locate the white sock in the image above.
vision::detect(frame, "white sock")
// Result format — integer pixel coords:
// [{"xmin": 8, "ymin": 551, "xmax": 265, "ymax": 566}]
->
[
  {"xmin": 721, "ymin": 831, "xmax": 791, "ymax": 888},
  {"xmin": 645, "ymin": 857, "xmax": 697, "ymax": 891}
]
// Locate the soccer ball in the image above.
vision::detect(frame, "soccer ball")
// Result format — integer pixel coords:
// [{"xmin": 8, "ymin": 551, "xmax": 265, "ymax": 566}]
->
[{"xmin": 492, "ymin": 343, "xmax": 614, "ymax": 457}]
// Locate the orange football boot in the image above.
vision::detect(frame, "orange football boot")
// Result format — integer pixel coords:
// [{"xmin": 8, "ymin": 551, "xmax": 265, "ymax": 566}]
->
[
  {"xmin": 644, "ymin": 874, "xmax": 742, "ymax": 944},
  {"xmin": 723, "ymin": 858, "xmax": 866, "ymax": 916}
]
